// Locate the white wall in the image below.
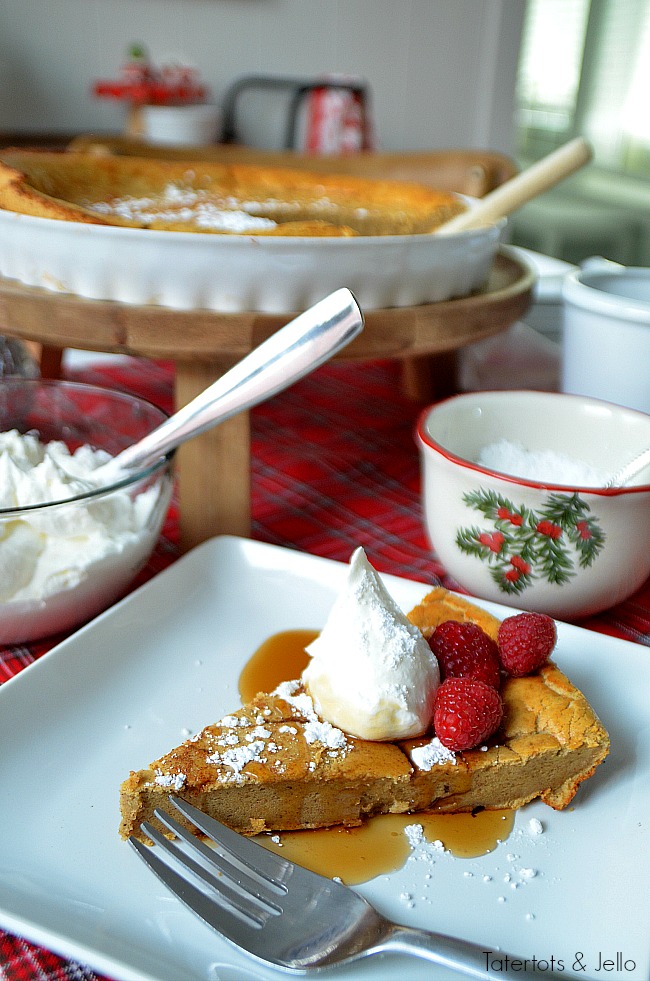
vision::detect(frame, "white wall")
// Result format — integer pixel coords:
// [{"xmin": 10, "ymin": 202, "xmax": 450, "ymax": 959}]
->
[{"xmin": 0, "ymin": 0, "xmax": 524, "ymax": 153}]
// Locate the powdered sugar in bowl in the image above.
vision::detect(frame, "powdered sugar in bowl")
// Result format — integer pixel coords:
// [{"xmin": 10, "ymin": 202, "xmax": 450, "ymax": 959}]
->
[
  {"xmin": 0, "ymin": 379, "xmax": 174, "ymax": 644},
  {"xmin": 416, "ymin": 390, "xmax": 650, "ymax": 620}
]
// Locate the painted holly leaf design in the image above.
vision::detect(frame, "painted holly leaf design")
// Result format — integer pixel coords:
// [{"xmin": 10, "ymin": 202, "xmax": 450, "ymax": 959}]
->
[{"xmin": 456, "ymin": 489, "xmax": 606, "ymax": 595}]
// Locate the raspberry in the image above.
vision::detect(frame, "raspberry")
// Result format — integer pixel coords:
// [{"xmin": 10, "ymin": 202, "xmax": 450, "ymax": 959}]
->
[
  {"xmin": 428, "ymin": 620, "xmax": 501, "ymax": 689},
  {"xmin": 433, "ymin": 678, "xmax": 503, "ymax": 752},
  {"xmin": 497, "ymin": 612, "xmax": 557, "ymax": 677}
]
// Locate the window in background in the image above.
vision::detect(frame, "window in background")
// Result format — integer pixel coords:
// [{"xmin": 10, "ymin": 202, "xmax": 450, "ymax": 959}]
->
[
  {"xmin": 517, "ymin": 0, "xmax": 650, "ymax": 175},
  {"xmin": 516, "ymin": 0, "xmax": 589, "ymax": 157},
  {"xmin": 512, "ymin": 0, "xmax": 650, "ymax": 265}
]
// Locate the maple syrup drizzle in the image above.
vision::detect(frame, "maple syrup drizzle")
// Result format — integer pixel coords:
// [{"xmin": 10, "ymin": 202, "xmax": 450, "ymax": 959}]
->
[
  {"xmin": 238, "ymin": 629, "xmax": 316, "ymax": 703},
  {"xmin": 240, "ymin": 629, "xmax": 515, "ymax": 884}
]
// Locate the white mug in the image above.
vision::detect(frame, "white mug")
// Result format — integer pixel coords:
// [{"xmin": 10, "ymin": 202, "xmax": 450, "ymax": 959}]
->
[
  {"xmin": 562, "ymin": 264, "xmax": 650, "ymax": 414},
  {"xmin": 140, "ymin": 104, "xmax": 223, "ymax": 146}
]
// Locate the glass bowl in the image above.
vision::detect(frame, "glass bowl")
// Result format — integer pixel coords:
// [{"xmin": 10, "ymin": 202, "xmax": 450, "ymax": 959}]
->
[{"xmin": 0, "ymin": 378, "xmax": 174, "ymax": 643}]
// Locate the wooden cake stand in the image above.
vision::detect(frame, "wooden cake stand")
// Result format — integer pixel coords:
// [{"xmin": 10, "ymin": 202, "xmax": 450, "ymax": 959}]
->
[{"xmin": 0, "ymin": 249, "xmax": 534, "ymax": 551}]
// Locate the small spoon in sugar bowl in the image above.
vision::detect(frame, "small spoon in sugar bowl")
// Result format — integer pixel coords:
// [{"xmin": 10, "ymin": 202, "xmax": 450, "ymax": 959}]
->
[{"xmin": 605, "ymin": 447, "xmax": 650, "ymax": 488}]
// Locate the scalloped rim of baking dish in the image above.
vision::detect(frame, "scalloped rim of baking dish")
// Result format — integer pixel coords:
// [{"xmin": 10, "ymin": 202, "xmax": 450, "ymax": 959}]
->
[{"xmin": 0, "ymin": 206, "xmax": 506, "ymax": 313}]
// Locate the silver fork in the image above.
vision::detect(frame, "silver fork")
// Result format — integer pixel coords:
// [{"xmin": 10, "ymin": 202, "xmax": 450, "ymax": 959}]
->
[{"xmin": 130, "ymin": 797, "xmax": 543, "ymax": 979}]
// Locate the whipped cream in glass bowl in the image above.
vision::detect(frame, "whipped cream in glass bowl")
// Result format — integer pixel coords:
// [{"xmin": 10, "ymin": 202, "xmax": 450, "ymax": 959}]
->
[
  {"xmin": 0, "ymin": 379, "xmax": 174, "ymax": 644},
  {"xmin": 302, "ymin": 547, "xmax": 440, "ymax": 740}
]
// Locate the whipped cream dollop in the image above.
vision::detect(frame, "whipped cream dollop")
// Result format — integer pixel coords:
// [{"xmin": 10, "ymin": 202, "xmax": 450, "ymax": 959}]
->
[
  {"xmin": 0, "ymin": 429, "xmax": 166, "ymax": 642},
  {"xmin": 302, "ymin": 547, "xmax": 440, "ymax": 740},
  {"xmin": 0, "ymin": 429, "xmax": 108, "ymax": 508}
]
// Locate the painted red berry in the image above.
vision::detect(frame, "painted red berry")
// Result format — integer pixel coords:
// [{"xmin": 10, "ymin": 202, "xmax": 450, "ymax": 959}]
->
[
  {"xmin": 497, "ymin": 612, "xmax": 557, "ymax": 677},
  {"xmin": 576, "ymin": 520, "xmax": 592, "ymax": 540},
  {"xmin": 497, "ymin": 507, "xmax": 523, "ymax": 527},
  {"xmin": 429, "ymin": 620, "xmax": 501, "ymax": 689},
  {"xmin": 510, "ymin": 555, "xmax": 531, "ymax": 574},
  {"xmin": 536, "ymin": 520, "xmax": 562, "ymax": 539},
  {"xmin": 478, "ymin": 531, "xmax": 505, "ymax": 553},
  {"xmin": 433, "ymin": 678, "xmax": 503, "ymax": 751}
]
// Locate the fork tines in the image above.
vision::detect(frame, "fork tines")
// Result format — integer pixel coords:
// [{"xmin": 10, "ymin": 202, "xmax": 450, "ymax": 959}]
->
[{"xmin": 130, "ymin": 798, "xmax": 288, "ymax": 930}]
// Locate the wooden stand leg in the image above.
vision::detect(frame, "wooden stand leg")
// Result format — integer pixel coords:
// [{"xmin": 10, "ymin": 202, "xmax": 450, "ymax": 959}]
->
[
  {"xmin": 175, "ymin": 359, "xmax": 252, "ymax": 553},
  {"xmin": 36, "ymin": 344, "xmax": 64, "ymax": 379},
  {"xmin": 399, "ymin": 351, "xmax": 460, "ymax": 402}
]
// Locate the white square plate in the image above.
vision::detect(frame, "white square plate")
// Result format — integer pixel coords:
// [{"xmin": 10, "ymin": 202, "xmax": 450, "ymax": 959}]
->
[{"xmin": 0, "ymin": 536, "xmax": 646, "ymax": 981}]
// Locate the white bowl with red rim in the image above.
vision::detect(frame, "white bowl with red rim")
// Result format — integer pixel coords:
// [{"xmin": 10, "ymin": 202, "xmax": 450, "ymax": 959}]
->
[{"xmin": 415, "ymin": 389, "xmax": 650, "ymax": 620}]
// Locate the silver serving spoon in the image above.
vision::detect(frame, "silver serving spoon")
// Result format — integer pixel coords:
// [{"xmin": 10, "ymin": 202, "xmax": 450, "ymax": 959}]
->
[
  {"xmin": 605, "ymin": 446, "xmax": 650, "ymax": 488},
  {"xmin": 79, "ymin": 288, "xmax": 363, "ymax": 488}
]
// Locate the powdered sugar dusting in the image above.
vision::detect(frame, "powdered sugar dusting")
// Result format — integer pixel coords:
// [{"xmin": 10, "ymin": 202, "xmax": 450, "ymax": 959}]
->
[
  {"xmin": 303, "ymin": 718, "xmax": 347, "ymax": 750},
  {"xmin": 274, "ymin": 679, "xmax": 349, "ymax": 750},
  {"xmin": 400, "ymin": 812, "xmax": 549, "ymax": 917},
  {"xmin": 404, "ymin": 823, "xmax": 426, "ymax": 848},
  {"xmin": 193, "ymin": 680, "xmax": 351, "ymax": 785},
  {"xmin": 89, "ymin": 183, "xmax": 278, "ymax": 232},
  {"xmin": 217, "ymin": 714, "xmax": 248, "ymax": 728},
  {"xmin": 404, "ymin": 822, "xmax": 447, "ymax": 863},
  {"xmin": 207, "ymin": 739, "xmax": 266, "ymax": 775},
  {"xmin": 408, "ymin": 737, "xmax": 457, "ymax": 770},
  {"xmin": 154, "ymin": 770, "xmax": 186, "ymax": 791}
]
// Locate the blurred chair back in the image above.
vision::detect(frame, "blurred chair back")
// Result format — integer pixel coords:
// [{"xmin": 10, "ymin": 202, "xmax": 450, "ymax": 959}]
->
[{"xmin": 220, "ymin": 74, "xmax": 373, "ymax": 153}]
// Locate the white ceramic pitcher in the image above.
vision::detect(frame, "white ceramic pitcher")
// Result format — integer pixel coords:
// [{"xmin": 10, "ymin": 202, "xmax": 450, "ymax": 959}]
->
[{"xmin": 561, "ymin": 260, "xmax": 650, "ymax": 414}]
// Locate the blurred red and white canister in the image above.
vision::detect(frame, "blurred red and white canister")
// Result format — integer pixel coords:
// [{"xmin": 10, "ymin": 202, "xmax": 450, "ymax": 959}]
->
[{"xmin": 302, "ymin": 75, "xmax": 375, "ymax": 155}]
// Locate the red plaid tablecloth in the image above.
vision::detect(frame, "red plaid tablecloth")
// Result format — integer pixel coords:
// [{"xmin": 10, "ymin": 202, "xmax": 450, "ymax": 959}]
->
[{"xmin": 1, "ymin": 356, "xmax": 648, "ymax": 981}]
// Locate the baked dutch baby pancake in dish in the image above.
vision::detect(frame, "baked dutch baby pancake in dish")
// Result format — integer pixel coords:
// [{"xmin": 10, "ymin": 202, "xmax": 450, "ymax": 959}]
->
[{"xmin": 0, "ymin": 149, "xmax": 466, "ymax": 236}]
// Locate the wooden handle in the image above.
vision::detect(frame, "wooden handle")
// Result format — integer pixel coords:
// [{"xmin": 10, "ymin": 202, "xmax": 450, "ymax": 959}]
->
[{"xmin": 437, "ymin": 137, "xmax": 593, "ymax": 234}]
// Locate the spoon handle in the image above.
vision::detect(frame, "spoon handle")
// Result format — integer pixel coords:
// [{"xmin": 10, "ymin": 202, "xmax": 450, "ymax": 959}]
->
[
  {"xmin": 437, "ymin": 137, "xmax": 592, "ymax": 234},
  {"xmin": 110, "ymin": 288, "xmax": 363, "ymax": 474}
]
